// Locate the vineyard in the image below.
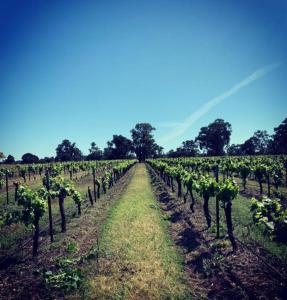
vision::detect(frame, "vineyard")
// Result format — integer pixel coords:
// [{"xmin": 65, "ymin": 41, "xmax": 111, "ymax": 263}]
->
[
  {"xmin": 147, "ymin": 155, "xmax": 287, "ymax": 253},
  {"xmin": 1, "ymin": 0, "xmax": 287, "ymax": 298},
  {"xmin": 0, "ymin": 155, "xmax": 286, "ymax": 298}
]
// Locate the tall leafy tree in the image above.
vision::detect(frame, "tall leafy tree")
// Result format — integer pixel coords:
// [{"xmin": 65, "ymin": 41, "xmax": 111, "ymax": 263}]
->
[
  {"xmin": 5, "ymin": 155, "xmax": 15, "ymax": 164},
  {"xmin": 241, "ymin": 130, "xmax": 271, "ymax": 155},
  {"xmin": 240, "ymin": 138, "xmax": 256, "ymax": 155},
  {"xmin": 227, "ymin": 144, "xmax": 242, "ymax": 156},
  {"xmin": 86, "ymin": 142, "xmax": 103, "ymax": 160},
  {"xmin": 103, "ymin": 135, "xmax": 132, "ymax": 159},
  {"xmin": 174, "ymin": 139, "xmax": 199, "ymax": 157},
  {"xmin": 196, "ymin": 119, "xmax": 232, "ymax": 156},
  {"xmin": 55, "ymin": 139, "xmax": 82, "ymax": 162},
  {"xmin": 39, "ymin": 157, "xmax": 55, "ymax": 163},
  {"xmin": 152, "ymin": 144, "xmax": 164, "ymax": 158},
  {"xmin": 272, "ymin": 118, "xmax": 287, "ymax": 154},
  {"xmin": 252, "ymin": 130, "xmax": 271, "ymax": 154},
  {"xmin": 22, "ymin": 153, "xmax": 39, "ymax": 164},
  {"xmin": 0, "ymin": 152, "xmax": 5, "ymax": 161},
  {"xmin": 166, "ymin": 149, "xmax": 177, "ymax": 158},
  {"xmin": 131, "ymin": 123, "xmax": 159, "ymax": 162}
]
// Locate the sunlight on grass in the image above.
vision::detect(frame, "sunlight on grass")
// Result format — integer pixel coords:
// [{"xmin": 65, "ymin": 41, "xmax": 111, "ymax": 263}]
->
[
  {"xmin": 87, "ymin": 164, "xmax": 191, "ymax": 299},
  {"xmin": 196, "ymin": 189, "xmax": 287, "ymax": 263}
]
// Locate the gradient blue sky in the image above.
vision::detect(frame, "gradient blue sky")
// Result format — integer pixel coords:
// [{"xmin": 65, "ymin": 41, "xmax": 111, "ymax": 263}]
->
[{"xmin": 1, "ymin": 0, "xmax": 287, "ymax": 159}]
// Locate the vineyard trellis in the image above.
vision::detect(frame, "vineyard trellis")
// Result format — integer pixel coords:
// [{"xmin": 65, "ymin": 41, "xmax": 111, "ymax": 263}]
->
[
  {"xmin": 147, "ymin": 155, "xmax": 287, "ymax": 254},
  {"xmin": 0, "ymin": 159, "xmax": 136, "ymax": 261},
  {"xmin": 147, "ymin": 157, "xmax": 287, "ymax": 282}
]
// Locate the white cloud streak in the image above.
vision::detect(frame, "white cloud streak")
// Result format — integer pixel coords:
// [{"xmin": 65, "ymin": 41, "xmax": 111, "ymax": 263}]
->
[{"xmin": 158, "ymin": 62, "xmax": 281, "ymax": 145}]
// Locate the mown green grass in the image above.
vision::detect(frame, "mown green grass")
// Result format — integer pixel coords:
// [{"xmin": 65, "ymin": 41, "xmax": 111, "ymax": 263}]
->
[
  {"xmin": 86, "ymin": 163, "xmax": 191, "ymax": 300},
  {"xmin": 191, "ymin": 189, "xmax": 287, "ymax": 263}
]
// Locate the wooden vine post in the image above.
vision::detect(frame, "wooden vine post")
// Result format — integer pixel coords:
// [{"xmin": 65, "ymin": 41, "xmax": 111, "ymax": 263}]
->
[
  {"xmin": 5, "ymin": 169, "xmax": 9, "ymax": 205},
  {"xmin": 215, "ymin": 197, "xmax": 220, "ymax": 238},
  {"xmin": 14, "ymin": 182, "xmax": 19, "ymax": 203},
  {"xmin": 97, "ymin": 180, "xmax": 101, "ymax": 199},
  {"xmin": 92, "ymin": 167, "xmax": 97, "ymax": 201},
  {"xmin": 88, "ymin": 186, "xmax": 94, "ymax": 206},
  {"xmin": 45, "ymin": 170, "xmax": 54, "ymax": 242}
]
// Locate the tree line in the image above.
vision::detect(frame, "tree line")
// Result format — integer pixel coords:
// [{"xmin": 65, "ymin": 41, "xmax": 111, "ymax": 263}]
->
[
  {"xmin": 1, "ymin": 118, "xmax": 287, "ymax": 164},
  {"xmin": 1, "ymin": 123, "xmax": 162, "ymax": 163},
  {"xmin": 167, "ymin": 117, "xmax": 287, "ymax": 157}
]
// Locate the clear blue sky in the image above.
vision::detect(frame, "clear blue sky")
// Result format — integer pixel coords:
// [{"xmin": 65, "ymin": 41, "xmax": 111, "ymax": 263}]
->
[{"xmin": 0, "ymin": 0, "xmax": 286, "ymax": 159}]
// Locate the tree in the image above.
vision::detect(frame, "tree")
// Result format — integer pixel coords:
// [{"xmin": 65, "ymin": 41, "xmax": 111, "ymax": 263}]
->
[
  {"xmin": 252, "ymin": 130, "xmax": 271, "ymax": 154},
  {"xmin": 240, "ymin": 138, "xmax": 255, "ymax": 155},
  {"xmin": 272, "ymin": 118, "xmax": 287, "ymax": 154},
  {"xmin": 0, "ymin": 152, "xmax": 5, "ymax": 162},
  {"xmin": 227, "ymin": 144, "xmax": 242, "ymax": 156},
  {"xmin": 131, "ymin": 123, "xmax": 159, "ymax": 162},
  {"xmin": 39, "ymin": 157, "xmax": 55, "ymax": 163},
  {"xmin": 196, "ymin": 119, "xmax": 232, "ymax": 156},
  {"xmin": 166, "ymin": 149, "xmax": 177, "ymax": 158},
  {"xmin": 55, "ymin": 139, "xmax": 83, "ymax": 162},
  {"xmin": 5, "ymin": 155, "xmax": 15, "ymax": 164},
  {"xmin": 22, "ymin": 153, "xmax": 39, "ymax": 164},
  {"xmin": 103, "ymin": 135, "xmax": 132, "ymax": 160},
  {"xmin": 182, "ymin": 140, "xmax": 199, "ymax": 156},
  {"xmin": 86, "ymin": 142, "xmax": 103, "ymax": 160},
  {"xmin": 240, "ymin": 130, "xmax": 271, "ymax": 155},
  {"xmin": 152, "ymin": 144, "xmax": 164, "ymax": 158},
  {"xmin": 103, "ymin": 147, "xmax": 114, "ymax": 160},
  {"xmin": 174, "ymin": 140, "xmax": 199, "ymax": 157}
]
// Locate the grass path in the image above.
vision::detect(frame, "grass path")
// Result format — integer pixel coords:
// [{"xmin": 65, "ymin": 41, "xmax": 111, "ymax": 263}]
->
[{"xmin": 86, "ymin": 163, "xmax": 191, "ymax": 299}]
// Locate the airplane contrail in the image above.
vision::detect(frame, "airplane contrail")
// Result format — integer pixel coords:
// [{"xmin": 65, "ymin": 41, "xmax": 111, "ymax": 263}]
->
[{"xmin": 158, "ymin": 62, "xmax": 281, "ymax": 145}]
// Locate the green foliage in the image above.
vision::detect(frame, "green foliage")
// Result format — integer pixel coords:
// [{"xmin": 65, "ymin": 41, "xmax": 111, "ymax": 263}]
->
[
  {"xmin": 253, "ymin": 163, "xmax": 267, "ymax": 181},
  {"xmin": 271, "ymin": 165, "xmax": 284, "ymax": 189},
  {"xmin": 0, "ymin": 178, "xmax": 4, "ymax": 189},
  {"xmin": 216, "ymin": 179, "xmax": 239, "ymax": 204},
  {"xmin": 48, "ymin": 165, "xmax": 63, "ymax": 178},
  {"xmin": 66, "ymin": 241, "xmax": 78, "ymax": 254},
  {"xmin": 72, "ymin": 191, "xmax": 82, "ymax": 206},
  {"xmin": 131, "ymin": 123, "xmax": 160, "ymax": 161},
  {"xmin": 38, "ymin": 187, "xmax": 49, "ymax": 199},
  {"xmin": 182, "ymin": 170, "xmax": 197, "ymax": 188},
  {"xmin": 50, "ymin": 176, "xmax": 75, "ymax": 198},
  {"xmin": 17, "ymin": 185, "xmax": 47, "ymax": 226},
  {"xmin": 0, "ymin": 211, "xmax": 21, "ymax": 226},
  {"xmin": 195, "ymin": 175, "xmax": 218, "ymax": 199},
  {"xmin": 43, "ymin": 257, "xmax": 83, "ymax": 292},
  {"xmin": 238, "ymin": 162, "xmax": 251, "ymax": 178},
  {"xmin": 210, "ymin": 240, "xmax": 230, "ymax": 250},
  {"xmin": 196, "ymin": 118, "xmax": 232, "ymax": 156},
  {"xmin": 55, "ymin": 139, "xmax": 83, "ymax": 162},
  {"xmin": 250, "ymin": 196, "xmax": 287, "ymax": 243}
]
